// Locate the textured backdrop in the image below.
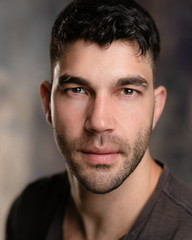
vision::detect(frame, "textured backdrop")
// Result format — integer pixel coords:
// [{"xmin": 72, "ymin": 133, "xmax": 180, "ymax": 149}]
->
[{"xmin": 0, "ymin": 0, "xmax": 192, "ymax": 239}]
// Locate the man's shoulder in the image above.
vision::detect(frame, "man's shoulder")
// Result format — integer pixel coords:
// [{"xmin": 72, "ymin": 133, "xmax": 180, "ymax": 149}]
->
[
  {"xmin": 155, "ymin": 161, "xmax": 192, "ymax": 217},
  {"xmin": 20, "ymin": 171, "xmax": 68, "ymax": 199},
  {"xmin": 163, "ymin": 170, "xmax": 192, "ymax": 217},
  {"xmin": 131, "ymin": 165, "xmax": 192, "ymax": 240},
  {"xmin": 6, "ymin": 171, "xmax": 69, "ymax": 240},
  {"xmin": 12, "ymin": 171, "xmax": 69, "ymax": 215},
  {"xmin": 150, "ymin": 170, "xmax": 192, "ymax": 239}
]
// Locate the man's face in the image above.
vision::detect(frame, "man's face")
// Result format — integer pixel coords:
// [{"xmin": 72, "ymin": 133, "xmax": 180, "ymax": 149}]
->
[{"xmin": 47, "ymin": 40, "xmax": 162, "ymax": 194}]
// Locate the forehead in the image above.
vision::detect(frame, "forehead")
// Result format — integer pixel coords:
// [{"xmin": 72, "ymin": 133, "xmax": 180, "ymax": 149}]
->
[{"xmin": 54, "ymin": 40, "xmax": 153, "ymax": 85}]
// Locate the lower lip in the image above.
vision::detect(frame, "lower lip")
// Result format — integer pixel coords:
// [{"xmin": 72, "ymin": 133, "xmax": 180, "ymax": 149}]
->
[{"xmin": 81, "ymin": 152, "xmax": 119, "ymax": 165}]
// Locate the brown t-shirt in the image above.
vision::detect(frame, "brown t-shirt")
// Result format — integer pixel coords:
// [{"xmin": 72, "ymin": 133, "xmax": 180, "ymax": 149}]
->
[{"xmin": 6, "ymin": 161, "xmax": 192, "ymax": 240}]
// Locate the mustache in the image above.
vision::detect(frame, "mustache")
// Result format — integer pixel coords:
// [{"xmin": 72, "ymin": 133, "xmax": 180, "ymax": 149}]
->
[{"xmin": 55, "ymin": 130, "xmax": 131, "ymax": 155}]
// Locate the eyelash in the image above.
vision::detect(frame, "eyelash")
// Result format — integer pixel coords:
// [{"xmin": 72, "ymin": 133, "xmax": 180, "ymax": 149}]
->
[
  {"xmin": 62, "ymin": 87, "xmax": 140, "ymax": 97},
  {"xmin": 120, "ymin": 88, "xmax": 138, "ymax": 96},
  {"xmin": 64, "ymin": 87, "xmax": 86, "ymax": 94}
]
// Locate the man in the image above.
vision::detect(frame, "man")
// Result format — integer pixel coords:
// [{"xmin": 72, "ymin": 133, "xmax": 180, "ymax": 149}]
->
[{"xmin": 6, "ymin": 0, "xmax": 192, "ymax": 239}]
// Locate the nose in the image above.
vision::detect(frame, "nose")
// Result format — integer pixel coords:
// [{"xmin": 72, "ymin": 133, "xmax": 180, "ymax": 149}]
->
[{"xmin": 85, "ymin": 95, "xmax": 116, "ymax": 134}]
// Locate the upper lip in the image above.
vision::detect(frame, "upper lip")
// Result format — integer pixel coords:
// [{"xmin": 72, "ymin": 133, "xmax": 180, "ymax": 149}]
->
[{"xmin": 81, "ymin": 147, "xmax": 119, "ymax": 154}]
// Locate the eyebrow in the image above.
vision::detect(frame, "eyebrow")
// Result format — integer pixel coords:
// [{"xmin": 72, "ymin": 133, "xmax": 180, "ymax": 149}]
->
[
  {"xmin": 58, "ymin": 74, "xmax": 149, "ymax": 89},
  {"xmin": 115, "ymin": 76, "xmax": 148, "ymax": 88},
  {"xmin": 58, "ymin": 74, "xmax": 90, "ymax": 87}
]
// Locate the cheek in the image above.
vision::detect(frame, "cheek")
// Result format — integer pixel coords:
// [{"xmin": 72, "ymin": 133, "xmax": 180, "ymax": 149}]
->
[
  {"xmin": 51, "ymin": 96, "xmax": 87, "ymax": 135},
  {"xmin": 116, "ymin": 98, "xmax": 154, "ymax": 135}
]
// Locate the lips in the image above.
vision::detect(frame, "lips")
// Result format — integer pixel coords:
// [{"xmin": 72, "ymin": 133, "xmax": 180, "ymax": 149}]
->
[{"xmin": 81, "ymin": 147, "xmax": 120, "ymax": 164}]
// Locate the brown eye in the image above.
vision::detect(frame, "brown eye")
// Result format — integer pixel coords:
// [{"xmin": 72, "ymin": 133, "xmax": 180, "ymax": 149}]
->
[
  {"xmin": 121, "ymin": 88, "xmax": 136, "ymax": 96},
  {"xmin": 72, "ymin": 87, "xmax": 83, "ymax": 93},
  {"xmin": 68, "ymin": 87, "xmax": 85, "ymax": 94}
]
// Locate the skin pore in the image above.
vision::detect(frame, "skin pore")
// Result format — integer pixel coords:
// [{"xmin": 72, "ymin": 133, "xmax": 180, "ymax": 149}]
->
[{"xmin": 40, "ymin": 40, "xmax": 166, "ymax": 240}]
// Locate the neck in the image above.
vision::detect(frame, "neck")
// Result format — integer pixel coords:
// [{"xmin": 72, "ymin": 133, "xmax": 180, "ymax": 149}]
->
[{"xmin": 64, "ymin": 150, "xmax": 162, "ymax": 240}]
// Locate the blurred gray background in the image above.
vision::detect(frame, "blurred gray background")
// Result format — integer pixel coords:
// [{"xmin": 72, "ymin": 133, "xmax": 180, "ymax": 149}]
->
[{"xmin": 0, "ymin": 0, "xmax": 192, "ymax": 239}]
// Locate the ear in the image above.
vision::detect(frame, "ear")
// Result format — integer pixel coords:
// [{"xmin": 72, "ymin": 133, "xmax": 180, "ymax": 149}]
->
[
  {"xmin": 152, "ymin": 86, "xmax": 167, "ymax": 129},
  {"xmin": 40, "ymin": 81, "xmax": 52, "ymax": 125}
]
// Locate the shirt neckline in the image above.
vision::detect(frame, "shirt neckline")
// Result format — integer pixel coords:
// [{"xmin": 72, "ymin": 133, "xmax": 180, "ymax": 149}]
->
[{"xmin": 46, "ymin": 161, "xmax": 170, "ymax": 240}]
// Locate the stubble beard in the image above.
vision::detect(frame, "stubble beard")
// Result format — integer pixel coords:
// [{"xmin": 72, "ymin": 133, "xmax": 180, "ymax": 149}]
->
[{"xmin": 54, "ymin": 124, "xmax": 152, "ymax": 194}]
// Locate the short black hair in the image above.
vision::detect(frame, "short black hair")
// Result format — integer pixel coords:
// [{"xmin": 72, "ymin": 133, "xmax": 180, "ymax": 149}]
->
[{"xmin": 50, "ymin": 0, "xmax": 160, "ymax": 76}]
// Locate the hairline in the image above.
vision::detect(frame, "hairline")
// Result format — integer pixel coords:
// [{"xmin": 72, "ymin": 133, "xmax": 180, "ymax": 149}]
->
[{"xmin": 51, "ymin": 39, "xmax": 156, "ymax": 83}]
